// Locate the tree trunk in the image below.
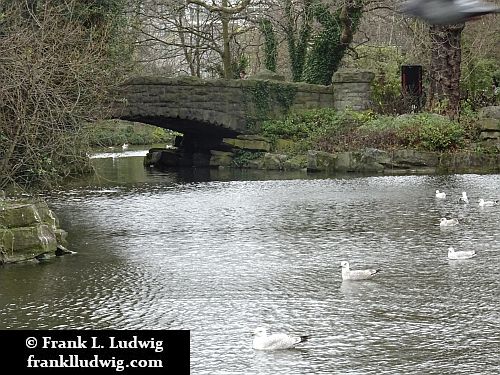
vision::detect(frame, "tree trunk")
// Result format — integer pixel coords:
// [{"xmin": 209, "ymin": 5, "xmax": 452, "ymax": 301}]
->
[
  {"xmin": 221, "ymin": 0, "xmax": 232, "ymax": 79},
  {"xmin": 427, "ymin": 24, "xmax": 465, "ymax": 119},
  {"xmin": 285, "ymin": 0, "xmax": 313, "ymax": 82}
]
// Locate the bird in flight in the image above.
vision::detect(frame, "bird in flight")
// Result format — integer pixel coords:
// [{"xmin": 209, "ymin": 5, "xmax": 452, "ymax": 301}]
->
[{"xmin": 399, "ymin": 0, "xmax": 500, "ymax": 25}]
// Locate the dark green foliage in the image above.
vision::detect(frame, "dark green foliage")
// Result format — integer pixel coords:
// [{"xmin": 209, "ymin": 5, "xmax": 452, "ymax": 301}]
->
[
  {"xmin": 303, "ymin": 4, "xmax": 362, "ymax": 85},
  {"xmin": 231, "ymin": 150, "xmax": 264, "ymax": 167},
  {"xmin": 231, "ymin": 55, "xmax": 249, "ymax": 79},
  {"xmin": 244, "ymin": 81, "xmax": 298, "ymax": 124},
  {"xmin": 343, "ymin": 46, "xmax": 406, "ymax": 114},
  {"xmin": 461, "ymin": 57, "xmax": 500, "ymax": 109}
]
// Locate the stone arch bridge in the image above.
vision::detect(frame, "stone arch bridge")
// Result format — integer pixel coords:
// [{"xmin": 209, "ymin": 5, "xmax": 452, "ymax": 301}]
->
[
  {"xmin": 112, "ymin": 71, "xmax": 374, "ymax": 164},
  {"xmin": 113, "ymin": 71, "xmax": 374, "ymax": 140}
]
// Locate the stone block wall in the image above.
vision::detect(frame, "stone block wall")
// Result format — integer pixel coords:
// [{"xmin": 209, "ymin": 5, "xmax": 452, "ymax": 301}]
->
[
  {"xmin": 332, "ymin": 70, "xmax": 375, "ymax": 111},
  {"xmin": 478, "ymin": 106, "xmax": 500, "ymax": 151}
]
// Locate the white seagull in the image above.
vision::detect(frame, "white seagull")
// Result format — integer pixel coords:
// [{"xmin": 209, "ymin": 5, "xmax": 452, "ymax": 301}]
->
[
  {"xmin": 122, "ymin": 143, "xmax": 129, "ymax": 150},
  {"xmin": 440, "ymin": 217, "xmax": 459, "ymax": 226},
  {"xmin": 448, "ymin": 247, "xmax": 477, "ymax": 260},
  {"xmin": 435, "ymin": 190, "xmax": 446, "ymax": 199},
  {"xmin": 478, "ymin": 198, "xmax": 498, "ymax": 207},
  {"xmin": 399, "ymin": 0, "xmax": 500, "ymax": 25},
  {"xmin": 458, "ymin": 191, "xmax": 469, "ymax": 204},
  {"xmin": 252, "ymin": 327, "xmax": 309, "ymax": 350},
  {"xmin": 340, "ymin": 261, "xmax": 380, "ymax": 281}
]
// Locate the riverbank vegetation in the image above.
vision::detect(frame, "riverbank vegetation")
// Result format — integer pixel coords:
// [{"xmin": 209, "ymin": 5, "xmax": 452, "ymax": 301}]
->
[
  {"xmin": 1, "ymin": 1, "xmax": 498, "ymax": 190},
  {"xmin": 261, "ymin": 108, "xmax": 490, "ymax": 155},
  {"xmin": 0, "ymin": 2, "xmax": 131, "ymax": 190}
]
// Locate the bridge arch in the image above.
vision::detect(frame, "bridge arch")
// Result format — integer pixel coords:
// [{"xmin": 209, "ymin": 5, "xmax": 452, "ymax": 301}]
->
[
  {"xmin": 113, "ymin": 76, "xmax": 341, "ymax": 137},
  {"xmin": 111, "ymin": 71, "xmax": 374, "ymax": 159}
]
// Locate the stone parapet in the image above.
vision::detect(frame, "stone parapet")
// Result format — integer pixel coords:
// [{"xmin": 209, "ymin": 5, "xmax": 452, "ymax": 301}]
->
[
  {"xmin": 114, "ymin": 71, "xmax": 377, "ymax": 137},
  {"xmin": 332, "ymin": 69, "xmax": 375, "ymax": 111}
]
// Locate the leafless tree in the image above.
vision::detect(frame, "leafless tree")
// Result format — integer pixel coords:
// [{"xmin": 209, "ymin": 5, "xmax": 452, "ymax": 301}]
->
[{"xmin": 0, "ymin": 2, "xmax": 127, "ymax": 189}]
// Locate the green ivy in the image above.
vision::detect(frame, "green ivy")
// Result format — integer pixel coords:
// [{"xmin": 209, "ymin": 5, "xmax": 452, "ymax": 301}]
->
[
  {"xmin": 285, "ymin": 0, "xmax": 314, "ymax": 82},
  {"xmin": 231, "ymin": 150, "xmax": 264, "ymax": 167},
  {"xmin": 244, "ymin": 81, "xmax": 297, "ymax": 129},
  {"xmin": 259, "ymin": 19, "xmax": 277, "ymax": 72},
  {"xmin": 303, "ymin": 3, "xmax": 362, "ymax": 85}
]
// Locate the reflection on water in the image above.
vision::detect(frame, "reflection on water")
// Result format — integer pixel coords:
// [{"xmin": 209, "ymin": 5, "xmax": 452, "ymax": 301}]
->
[{"xmin": 1, "ymin": 150, "xmax": 499, "ymax": 374}]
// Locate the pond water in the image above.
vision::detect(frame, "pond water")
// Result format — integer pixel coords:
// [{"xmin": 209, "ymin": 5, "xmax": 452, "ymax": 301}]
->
[{"xmin": 1, "ymin": 148, "xmax": 499, "ymax": 374}]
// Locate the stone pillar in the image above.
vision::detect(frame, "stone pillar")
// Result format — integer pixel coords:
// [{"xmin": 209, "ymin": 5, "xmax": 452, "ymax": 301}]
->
[{"xmin": 332, "ymin": 70, "xmax": 375, "ymax": 111}]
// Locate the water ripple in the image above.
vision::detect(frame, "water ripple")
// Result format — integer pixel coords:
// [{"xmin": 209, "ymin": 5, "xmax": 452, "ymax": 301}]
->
[{"xmin": 1, "ymin": 162, "xmax": 499, "ymax": 374}]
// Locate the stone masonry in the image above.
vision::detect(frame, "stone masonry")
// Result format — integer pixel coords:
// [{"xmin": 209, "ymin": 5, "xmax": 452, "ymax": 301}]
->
[
  {"xmin": 332, "ymin": 70, "xmax": 375, "ymax": 111},
  {"xmin": 113, "ymin": 71, "xmax": 374, "ymax": 137}
]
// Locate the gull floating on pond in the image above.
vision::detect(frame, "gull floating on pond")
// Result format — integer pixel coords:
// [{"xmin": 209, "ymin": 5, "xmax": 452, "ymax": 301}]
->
[
  {"xmin": 399, "ymin": 0, "xmax": 500, "ymax": 25},
  {"xmin": 340, "ymin": 261, "xmax": 380, "ymax": 281},
  {"xmin": 448, "ymin": 247, "xmax": 477, "ymax": 260},
  {"xmin": 435, "ymin": 190, "xmax": 446, "ymax": 199},
  {"xmin": 122, "ymin": 143, "xmax": 129, "ymax": 150},
  {"xmin": 440, "ymin": 217, "xmax": 459, "ymax": 226},
  {"xmin": 458, "ymin": 191, "xmax": 469, "ymax": 204},
  {"xmin": 478, "ymin": 198, "xmax": 498, "ymax": 207},
  {"xmin": 252, "ymin": 327, "xmax": 309, "ymax": 350}
]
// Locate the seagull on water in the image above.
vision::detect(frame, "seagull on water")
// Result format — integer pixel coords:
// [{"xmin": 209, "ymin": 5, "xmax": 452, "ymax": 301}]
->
[
  {"xmin": 458, "ymin": 191, "xmax": 469, "ymax": 204},
  {"xmin": 439, "ymin": 217, "xmax": 458, "ymax": 227},
  {"xmin": 252, "ymin": 327, "xmax": 309, "ymax": 350},
  {"xmin": 340, "ymin": 261, "xmax": 380, "ymax": 281},
  {"xmin": 448, "ymin": 247, "xmax": 477, "ymax": 260},
  {"xmin": 435, "ymin": 190, "xmax": 446, "ymax": 199},
  {"xmin": 440, "ymin": 217, "xmax": 459, "ymax": 226},
  {"xmin": 399, "ymin": 0, "xmax": 500, "ymax": 25},
  {"xmin": 122, "ymin": 143, "xmax": 129, "ymax": 150},
  {"xmin": 478, "ymin": 198, "xmax": 498, "ymax": 207}
]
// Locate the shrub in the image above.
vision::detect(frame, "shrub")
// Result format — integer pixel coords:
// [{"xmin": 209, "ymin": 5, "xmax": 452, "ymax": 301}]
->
[{"xmin": 260, "ymin": 109, "xmax": 478, "ymax": 154}]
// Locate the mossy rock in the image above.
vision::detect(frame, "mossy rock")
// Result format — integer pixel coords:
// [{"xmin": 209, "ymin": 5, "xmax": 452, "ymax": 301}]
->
[
  {"xmin": 0, "ymin": 224, "xmax": 58, "ymax": 263},
  {"xmin": 283, "ymin": 155, "xmax": 308, "ymax": 170},
  {"xmin": 0, "ymin": 204, "xmax": 41, "ymax": 228}
]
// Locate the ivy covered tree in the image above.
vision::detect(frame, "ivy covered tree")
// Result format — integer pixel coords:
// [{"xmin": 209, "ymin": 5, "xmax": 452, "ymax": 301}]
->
[
  {"xmin": 276, "ymin": 0, "xmax": 365, "ymax": 84},
  {"xmin": 284, "ymin": 0, "xmax": 314, "ymax": 82},
  {"xmin": 303, "ymin": 1, "xmax": 363, "ymax": 85},
  {"xmin": 259, "ymin": 18, "xmax": 277, "ymax": 72}
]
